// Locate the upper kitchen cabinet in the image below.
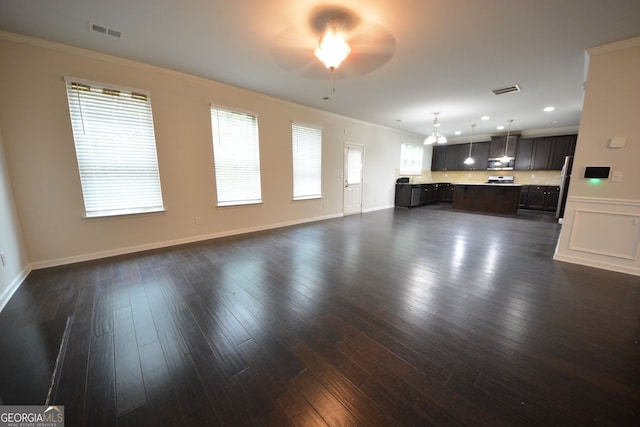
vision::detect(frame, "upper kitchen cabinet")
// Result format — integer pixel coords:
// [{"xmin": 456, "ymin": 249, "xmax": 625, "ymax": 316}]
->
[
  {"xmin": 515, "ymin": 137, "xmax": 552, "ymax": 170},
  {"xmin": 445, "ymin": 144, "xmax": 465, "ymax": 171},
  {"xmin": 489, "ymin": 135, "xmax": 518, "ymax": 158},
  {"xmin": 549, "ymin": 134, "xmax": 577, "ymax": 169},
  {"xmin": 514, "ymin": 134, "xmax": 577, "ymax": 170},
  {"xmin": 431, "ymin": 145, "xmax": 447, "ymax": 171},
  {"xmin": 432, "ymin": 142, "xmax": 490, "ymax": 171},
  {"xmin": 514, "ymin": 138, "xmax": 534, "ymax": 170},
  {"xmin": 465, "ymin": 141, "xmax": 490, "ymax": 170}
]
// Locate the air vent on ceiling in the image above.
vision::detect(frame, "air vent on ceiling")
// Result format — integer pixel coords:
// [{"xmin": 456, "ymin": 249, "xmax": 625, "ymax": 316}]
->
[
  {"xmin": 90, "ymin": 23, "xmax": 122, "ymax": 39},
  {"xmin": 492, "ymin": 84, "xmax": 521, "ymax": 95}
]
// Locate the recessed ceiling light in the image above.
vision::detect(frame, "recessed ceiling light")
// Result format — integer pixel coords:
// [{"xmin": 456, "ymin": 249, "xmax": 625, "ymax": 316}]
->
[
  {"xmin": 396, "ymin": 119, "xmax": 403, "ymax": 122},
  {"xmin": 481, "ymin": 115, "xmax": 490, "ymax": 120},
  {"xmin": 454, "ymin": 131, "xmax": 461, "ymax": 135},
  {"xmin": 544, "ymin": 106, "xmax": 555, "ymax": 112},
  {"xmin": 496, "ymin": 125, "xmax": 505, "ymax": 130},
  {"xmin": 552, "ymin": 120, "xmax": 558, "ymax": 124}
]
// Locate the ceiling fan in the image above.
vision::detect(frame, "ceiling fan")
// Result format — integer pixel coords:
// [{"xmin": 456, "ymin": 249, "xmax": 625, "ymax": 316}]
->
[{"xmin": 270, "ymin": 6, "xmax": 396, "ymax": 81}]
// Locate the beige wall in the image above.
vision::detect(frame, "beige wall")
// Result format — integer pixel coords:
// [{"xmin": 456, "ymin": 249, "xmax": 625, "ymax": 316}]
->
[
  {"xmin": 568, "ymin": 40, "xmax": 640, "ymax": 200},
  {"xmin": 0, "ymin": 33, "xmax": 424, "ymax": 267},
  {"xmin": 555, "ymin": 38, "xmax": 640, "ymax": 276},
  {"xmin": 0, "ymin": 127, "xmax": 30, "ymax": 310}
]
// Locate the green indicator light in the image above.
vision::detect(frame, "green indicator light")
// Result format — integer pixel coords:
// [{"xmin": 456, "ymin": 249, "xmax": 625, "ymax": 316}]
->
[{"xmin": 589, "ymin": 178, "xmax": 601, "ymax": 184}]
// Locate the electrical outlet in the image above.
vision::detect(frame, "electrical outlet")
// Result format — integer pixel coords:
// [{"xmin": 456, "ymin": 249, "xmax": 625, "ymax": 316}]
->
[
  {"xmin": 195, "ymin": 216, "xmax": 201, "ymax": 225},
  {"xmin": 1, "ymin": 252, "xmax": 6, "ymax": 267}
]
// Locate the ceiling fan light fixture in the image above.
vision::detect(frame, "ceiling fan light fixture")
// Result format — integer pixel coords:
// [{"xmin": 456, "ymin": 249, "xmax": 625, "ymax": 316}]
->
[{"xmin": 314, "ymin": 20, "xmax": 351, "ymax": 70}]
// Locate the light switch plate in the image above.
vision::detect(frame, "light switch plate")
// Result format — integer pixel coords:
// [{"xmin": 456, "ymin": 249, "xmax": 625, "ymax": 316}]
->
[{"xmin": 612, "ymin": 171, "xmax": 623, "ymax": 182}]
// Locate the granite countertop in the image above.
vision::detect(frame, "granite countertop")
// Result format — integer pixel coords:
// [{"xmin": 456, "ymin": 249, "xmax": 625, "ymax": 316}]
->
[
  {"xmin": 453, "ymin": 183, "xmax": 523, "ymax": 187},
  {"xmin": 397, "ymin": 181, "xmax": 523, "ymax": 187},
  {"xmin": 396, "ymin": 181, "xmax": 450, "ymax": 185}
]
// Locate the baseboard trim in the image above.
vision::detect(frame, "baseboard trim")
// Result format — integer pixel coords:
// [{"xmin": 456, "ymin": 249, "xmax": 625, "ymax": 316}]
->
[
  {"xmin": 0, "ymin": 265, "xmax": 32, "ymax": 312},
  {"xmin": 30, "ymin": 213, "xmax": 344, "ymax": 270},
  {"xmin": 553, "ymin": 253, "xmax": 640, "ymax": 277},
  {"xmin": 363, "ymin": 204, "xmax": 395, "ymax": 213}
]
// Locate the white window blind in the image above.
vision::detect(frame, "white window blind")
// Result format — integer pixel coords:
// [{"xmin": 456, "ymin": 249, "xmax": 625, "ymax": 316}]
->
[
  {"xmin": 210, "ymin": 106, "xmax": 262, "ymax": 206},
  {"xmin": 400, "ymin": 142, "xmax": 423, "ymax": 175},
  {"xmin": 292, "ymin": 123, "xmax": 322, "ymax": 200},
  {"xmin": 65, "ymin": 78, "xmax": 164, "ymax": 218}
]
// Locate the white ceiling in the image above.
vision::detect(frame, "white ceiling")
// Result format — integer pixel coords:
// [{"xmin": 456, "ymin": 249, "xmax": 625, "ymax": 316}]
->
[{"xmin": 1, "ymin": 0, "xmax": 639, "ymax": 143}]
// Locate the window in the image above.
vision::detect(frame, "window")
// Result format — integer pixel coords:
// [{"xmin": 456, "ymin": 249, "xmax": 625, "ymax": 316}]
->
[
  {"xmin": 65, "ymin": 78, "xmax": 164, "ymax": 218},
  {"xmin": 292, "ymin": 123, "xmax": 322, "ymax": 200},
  {"xmin": 400, "ymin": 142, "xmax": 423, "ymax": 175},
  {"xmin": 210, "ymin": 106, "xmax": 262, "ymax": 206}
]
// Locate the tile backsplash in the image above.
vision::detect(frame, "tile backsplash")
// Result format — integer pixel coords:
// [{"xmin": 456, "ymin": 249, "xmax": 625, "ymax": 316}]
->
[{"xmin": 404, "ymin": 170, "xmax": 561, "ymax": 186}]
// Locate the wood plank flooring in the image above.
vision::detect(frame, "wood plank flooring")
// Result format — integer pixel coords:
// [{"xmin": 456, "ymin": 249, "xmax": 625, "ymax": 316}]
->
[{"xmin": 1, "ymin": 204, "xmax": 639, "ymax": 426}]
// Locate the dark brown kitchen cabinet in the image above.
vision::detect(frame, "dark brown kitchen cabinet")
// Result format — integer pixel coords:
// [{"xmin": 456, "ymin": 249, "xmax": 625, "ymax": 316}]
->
[
  {"xmin": 444, "ymin": 144, "xmax": 465, "ymax": 171},
  {"xmin": 395, "ymin": 183, "xmax": 452, "ymax": 207},
  {"xmin": 532, "ymin": 137, "xmax": 553, "ymax": 169},
  {"xmin": 549, "ymin": 134, "xmax": 577, "ymax": 169},
  {"xmin": 463, "ymin": 141, "xmax": 490, "ymax": 170},
  {"xmin": 432, "ymin": 142, "xmax": 490, "ymax": 171},
  {"xmin": 515, "ymin": 134, "xmax": 577, "ymax": 170},
  {"xmin": 431, "ymin": 145, "xmax": 447, "ymax": 171},
  {"xmin": 521, "ymin": 185, "xmax": 560, "ymax": 211},
  {"xmin": 419, "ymin": 184, "xmax": 437, "ymax": 204},
  {"xmin": 431, "ymin": 144, "xmax": 462, "ymax": 171},
  {"xmin": 515, "ymin": 137, "xmax": 552, "ymax": 170},
  {"xmin": 440, "ymin": 183, "xmax": 454, "ymax": 202},
  {"xmin": 489, "ymin": 135, "xmax": 518, "ymax": 158},
  {"xmin": 545, "ymin": 186, "xmax": 560, "ymax": 211},
  {"xmin": 515, "ymin": 138, "xmax": 534, "ymax": 170},
  {"xmin": 519, "ymin": 185, "xmax": 530, "ymax": 209}
]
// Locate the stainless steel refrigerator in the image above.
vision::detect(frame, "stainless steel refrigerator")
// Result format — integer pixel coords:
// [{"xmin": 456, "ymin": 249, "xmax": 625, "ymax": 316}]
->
[{"xmin": 556, "ymin": 156, "xmax": 574, "ymax": 220}]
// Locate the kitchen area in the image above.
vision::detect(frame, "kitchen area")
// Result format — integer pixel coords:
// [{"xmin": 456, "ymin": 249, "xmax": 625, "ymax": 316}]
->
[{"xmin": 395, "ymin": 133, "xmax": 576, "ymax": 218}]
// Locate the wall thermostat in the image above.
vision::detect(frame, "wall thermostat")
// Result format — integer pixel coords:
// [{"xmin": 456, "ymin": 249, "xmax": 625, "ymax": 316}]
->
[{"xmin": 584, "ymin": 166, "xmax": 610, "ymax": 179}]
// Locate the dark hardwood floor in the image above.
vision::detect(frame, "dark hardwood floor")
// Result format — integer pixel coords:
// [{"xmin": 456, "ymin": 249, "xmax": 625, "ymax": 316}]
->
[{"xmin": 1, "ymin": 204, "xmax": 639, "ymax": 426}]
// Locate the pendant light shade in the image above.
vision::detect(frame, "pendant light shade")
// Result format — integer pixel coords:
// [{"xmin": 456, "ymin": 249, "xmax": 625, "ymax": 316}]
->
[
  {"xmin": 424, "ymin": 112, "xmax": 447, "ymax": 145},
  {"xmin": 464, "ymin": 124, "xmax": 476, "ymax": 165},
  {"xmin": 499, "ymin": 119, "xmax": 514, "ymax": 163}
]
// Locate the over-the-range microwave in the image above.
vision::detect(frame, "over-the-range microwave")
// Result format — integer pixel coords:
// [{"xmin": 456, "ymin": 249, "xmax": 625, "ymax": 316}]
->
[{"xmin": 487, "ymin": 157, "xmax": 515, "ymax": 170}]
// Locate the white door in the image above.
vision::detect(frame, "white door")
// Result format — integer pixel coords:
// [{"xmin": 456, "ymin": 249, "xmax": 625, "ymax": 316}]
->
[{"xmin": 344, "ymin": 143, "xmax": 364, "ymax": 215}]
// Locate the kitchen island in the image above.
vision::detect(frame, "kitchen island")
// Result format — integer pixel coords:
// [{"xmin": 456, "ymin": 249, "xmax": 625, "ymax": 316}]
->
[{"xmin": 452, "ymin": 183, "xmax": 522, "ymax": 215}]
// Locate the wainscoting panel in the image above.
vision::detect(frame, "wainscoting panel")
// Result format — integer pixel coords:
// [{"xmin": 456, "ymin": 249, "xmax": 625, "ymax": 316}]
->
[
  {"xmin": 570, "ymin": 210, "xmax": 640, "ymax": 259},
  {"xmin": 554, "ymin": 197, "xmax": 640, "ymax": 276}
]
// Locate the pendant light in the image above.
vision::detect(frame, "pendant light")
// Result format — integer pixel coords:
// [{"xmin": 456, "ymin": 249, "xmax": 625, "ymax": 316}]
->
[
  {"xmin": 424, "ymin": 112, "xmax": 448, "ymax": 145},
  {"xmin": 464, "ymin": 124, "xmax": 477, "ymax": 165},
  {"xmin": 499, "ymin": 119, "xmax": 514, "ymax": 163}
]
